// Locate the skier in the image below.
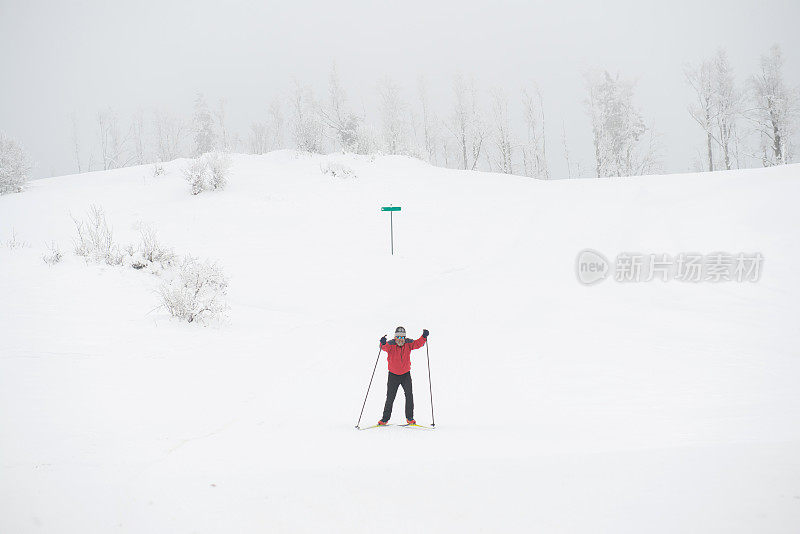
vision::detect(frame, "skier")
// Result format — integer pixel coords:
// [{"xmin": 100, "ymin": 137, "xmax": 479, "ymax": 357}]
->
[{"xmin": 378, "ymin": 326, "xmax": 429, "ymax": 426}]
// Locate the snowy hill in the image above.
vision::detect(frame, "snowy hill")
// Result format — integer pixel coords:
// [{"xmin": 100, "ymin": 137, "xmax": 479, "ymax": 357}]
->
[{"xmin": 2, "ymin": 152, "xmax": 800, "ymax": 533}]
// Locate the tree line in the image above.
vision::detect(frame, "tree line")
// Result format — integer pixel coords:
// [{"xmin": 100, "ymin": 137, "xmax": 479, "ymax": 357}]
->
[
  {"xmin": 685, "ymin": 45, "xmax": 795, "ymax": 170},
  {"xmin": 2, "ymin": 44, "xmax": 797, "ymax": 195},
  {"xmin": 57, "ymin": 44, "xmax": 800, "ymax": 180}
]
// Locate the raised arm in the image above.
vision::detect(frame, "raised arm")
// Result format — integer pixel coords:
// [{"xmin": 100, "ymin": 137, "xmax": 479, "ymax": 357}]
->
[
  {"xmin": 379, "ymin": 335, "xmax": 389, "ymax": 352},
  {"xmin": 408, "ymin": 329, "xmax": 429, "ymax": 350}
]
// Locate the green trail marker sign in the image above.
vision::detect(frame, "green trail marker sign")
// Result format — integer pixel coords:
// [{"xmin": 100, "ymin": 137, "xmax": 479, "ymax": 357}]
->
[{"xmin": 381, "ymin": 205, "xmax": 401, "ymax": 255}]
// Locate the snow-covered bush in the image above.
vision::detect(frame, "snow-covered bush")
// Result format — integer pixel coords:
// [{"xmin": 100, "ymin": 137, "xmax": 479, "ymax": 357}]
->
[
  {"xmin": 5, "ymin": 229, "xmax": 28, "ymax": 249},
  {"xmin": 125, "ymin": 227, "xmax": 176, "ymax": 272},
  {"xmin": 139, "ymin": 227, "xmax": 175, "ymax": 265},
  {"xmin": 185, "ymin": 157, "xmax": 208, "ymax": 195},
  {"xmin": 0, "ymin": 133, "xmax": 32, "ymax": 195},
  {"xmin": 68, "ymin": 207, "xmax": 225, "ymax": 323},
  {"xmin": 158, "ymin": 256, "xmax": 228, "ymax": 323},
  {"xmin": 184, "ymin": 151, "xmax": 231, "ymax": 195},
  {"xmin": 205, "ymin": 151, "xmax": 231, "ymax": 190},
  {"xmin": 321, "ymin": 161, "xmax": 356, "ymax": 179},
  {"xmin": 42, "ymin": 242, "xmax": 62, "ymax": 265},
  {"xmin": 72, "ymin": 205, "xmax": 123, "ymax": 265}
]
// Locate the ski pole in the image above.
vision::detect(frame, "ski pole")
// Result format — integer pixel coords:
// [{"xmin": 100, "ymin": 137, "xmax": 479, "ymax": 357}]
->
[
  {"xmin": 355, "ymin": 346, "xmax": 382, "ymax": 429},
  {"xmin": 426, "ymin": 338, "xmax": 435, "ymax": 427}
]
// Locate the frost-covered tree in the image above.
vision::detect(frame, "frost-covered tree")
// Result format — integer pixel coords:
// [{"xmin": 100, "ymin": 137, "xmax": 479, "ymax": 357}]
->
[
  {"xmin": 131, "ymin": 109, "xmax": 147, "ymax": 166},
  {"xmin": 445, "ymin": 73, "xmax": 486, "ymax": 170},
  {"xmin": 215, "ymin": 99, "xmax": 230, "ymax": 152},
  {"xmin": 153, "ymin": 111, "xmax": 187, "ymax": 162},
  {"xmin": 712, "ymin": 50, "xmax": 740, "ymax": 170},
  {"xmin": 441, "ymin": 138, "xmax": 451, "ymax": 167},
  {"xmin": 560, "ymin": 120, "xmax": 583, "ymax": 179},
  {"xmin": 249, "ymin": 98, "xmax": 287, "ymax": 155},
  {"xmin": 521, "ymin": 86, "xmax": 549, "ymax": 179},
  {"xmin": 586, "ymin": 70, "xmax": 659, "ymax": 177},
  {"xmin": 320, "ymin": 64, "xmax": 365, "ymax": 153},
  {"xmin": 748, "ymin": 45, "xmax": 798, "ymax": 166},
  {"xmin": 323, "ymin": 64, "xmax": 351, "ymax": 150},
  {"xmin": 327, "ymin": 64, "xmax": 346, "ymax": 135},
  {"xmin": 290, "ymin": 81, "xmax": 323, "ymax": 153},
  {"xmin": 467, "ymin": 83, "xmax": 487, "ymax": 171},
  {"xmin": 447, "ymin": 73, "xmax": 471, "ymax": 169},
  {"xmin": 268, "ymin": 98, "xmax": 284, "ymax": 150},
  {"xmin": 248, "ymin": 121, "xmax": 269, "ymax": 154},
  {"xmin": 0, "ymin": 132, "xmax": 32, "ymax": 194},
  {"xmin": 341, "ymin": 113, "xmax": 367, "ymax": 153},
  {"xmin": 685, "ymin": 49, "xmax": 742, "ymax": 171},
  {"xmin": 417, "ymin": 76, "xmax": 439, "ymax": 165},
  {"xmin": 97, "ymin": 108, "xmax": 133, "ymax": 170},
  {"xmin": 685, "ymin": 59, "xmax": 716, "ymax": 171},
  {"xmin": 69, "ymin": 112, "xmax": 83, "ymax": 173},
  {"xmin": 192, "ymin": 93, "xmax": 216, "ymax": 156},
  {"xmin": 490, "ymin": 88, "xmax": 514, "ymax": 174},
  {"xmin": 377, "ymin": 76, "xmax": 412, "ymax": 155}
]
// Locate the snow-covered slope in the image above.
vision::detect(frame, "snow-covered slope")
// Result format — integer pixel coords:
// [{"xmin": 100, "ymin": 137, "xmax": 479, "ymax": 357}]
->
[{"xmin": 2, "ymin": 152, "xmax": 799, "ymax": 533}]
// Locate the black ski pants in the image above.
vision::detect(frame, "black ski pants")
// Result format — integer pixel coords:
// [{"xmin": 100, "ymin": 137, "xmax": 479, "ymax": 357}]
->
[{"xmin": 382, "ymin": 371, "xmax": 413, "ymax": 422}]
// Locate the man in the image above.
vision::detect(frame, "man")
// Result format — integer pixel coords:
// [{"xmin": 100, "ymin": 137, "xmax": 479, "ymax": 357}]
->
[{"xmin": 378, "ymin": 326, "xmax": 429, "ymax": 426}]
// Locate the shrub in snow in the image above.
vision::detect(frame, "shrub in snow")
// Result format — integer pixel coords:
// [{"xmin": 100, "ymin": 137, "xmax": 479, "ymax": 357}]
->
[
  {"xmin": 5, "ymin": 229, "xmax": 28, "ymax": 249},
  {"xmin": 185, "ymin": 157, "xmax": 208, "ymax": 195},
  {"xmin": 205, "ymin": 151, "xmax": 231, "ymax": 190},
  {"xmin": 0, "ymin": 133, "xmax": 32, "ymax": 195},
  {"xmin": 140, "ymin": 227, "xmax": 175, "ymax": 266},
  {"xmin": 159, "ymin": 256, "xmax": 228, "ymax": 323},
  {"xmin": 321, "ymin": 161, "xmax": 356, "ymax": 179},
  {"xmin": 72, "ymin": 205, "xmax": 123, "ymax": 265},
  {"xmin": 125, "ymin": 227, "xmax": 176, "ymax": 272},
  {"xmin": 42, "ymin": 242, "xmax": 62, "ymax": 265},
  {"xmin": 184, "ymin": 151, "xmax": 231, "ymax": 195}
]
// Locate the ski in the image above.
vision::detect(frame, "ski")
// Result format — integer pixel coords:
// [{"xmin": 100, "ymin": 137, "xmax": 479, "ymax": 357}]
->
[
  {"xmin": 356, "ymin": 424, "xmax": 394, "ymax": 430},
  {"xmin": 357, "ymin": 423, "xmax": 435, "ymax": 430}
]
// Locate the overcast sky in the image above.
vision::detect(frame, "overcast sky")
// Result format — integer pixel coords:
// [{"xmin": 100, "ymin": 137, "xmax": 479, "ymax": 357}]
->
[{"xmin": 2, "ymin": 0, "xmax": 799, "ymax": 179}]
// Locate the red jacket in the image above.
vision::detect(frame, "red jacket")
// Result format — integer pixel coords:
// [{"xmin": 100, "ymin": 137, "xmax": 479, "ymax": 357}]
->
[{"xmin": 380, "ymin": 336, "xmax": 426, "ymax": 375}]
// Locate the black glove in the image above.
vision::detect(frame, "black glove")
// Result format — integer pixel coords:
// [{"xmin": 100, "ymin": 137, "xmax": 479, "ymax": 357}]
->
[
  {"xmin": 380, "ymin": 335, "xmax": 387, "ymax": 345},
  {"xmin": 422, "ymin": 329, "xmax": 429, "ymax": 338}
]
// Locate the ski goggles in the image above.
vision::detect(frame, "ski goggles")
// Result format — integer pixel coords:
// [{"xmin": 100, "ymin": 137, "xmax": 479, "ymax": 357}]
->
[{"xmin": 395, "ymin": 335, "xmax": 406, "ymax": 340}]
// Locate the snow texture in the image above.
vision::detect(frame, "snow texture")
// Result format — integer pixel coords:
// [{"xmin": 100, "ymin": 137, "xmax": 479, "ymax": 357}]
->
[{"xmin": 1, "ymin": 151, "xmax": 799, "ymax": 532}]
